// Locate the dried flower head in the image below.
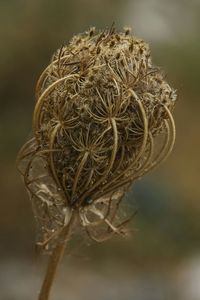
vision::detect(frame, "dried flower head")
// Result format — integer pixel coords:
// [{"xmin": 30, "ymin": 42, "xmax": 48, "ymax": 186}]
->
[{"xmin": 17, "ymin": 27, "xmax": 176, "ymax": 251}]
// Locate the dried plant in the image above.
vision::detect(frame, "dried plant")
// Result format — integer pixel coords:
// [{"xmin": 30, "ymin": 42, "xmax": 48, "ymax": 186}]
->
[{"xmin": 17, "ymin": 26, "xmax": 177, "ymax": 300}]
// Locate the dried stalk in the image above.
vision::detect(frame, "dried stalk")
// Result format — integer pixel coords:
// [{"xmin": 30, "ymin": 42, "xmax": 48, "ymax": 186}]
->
[{"xmin": 38, "ymin": 211, "xmax": 76, "ymax": 300}]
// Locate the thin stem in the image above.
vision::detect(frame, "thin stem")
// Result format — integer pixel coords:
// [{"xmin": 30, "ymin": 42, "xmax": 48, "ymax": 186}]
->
[
  {"xmin": 72, "ymin": 151, "xmax": 89, "ymax": 197},
  {"xmin": 33, "ymin": 74, "xmax": 79, "ymax": 134},
  {"xmin": 38, "ymin": 211, "xmax": 76, "ymax": 300},
  {"xmin": 49, "ymin": 124, "xmax": 62, "ymax": 188},
  {"xmin": 78, "ymin": 118, "xmax": 118, "ymax": 205},
  {"xmin": 35, "ymin": 54, "xmax": 71, "ymax": 96}
]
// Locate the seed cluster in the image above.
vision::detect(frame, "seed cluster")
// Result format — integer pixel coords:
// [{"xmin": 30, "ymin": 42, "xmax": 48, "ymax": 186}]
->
[{"xmin": 17, "ymin": 27, "xmax": 176, "ymax": 250}]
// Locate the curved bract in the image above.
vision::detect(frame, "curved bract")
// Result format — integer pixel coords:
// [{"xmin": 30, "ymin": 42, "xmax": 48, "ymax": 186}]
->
[{"xmin": 17, "ymin": 27, "xmax": 177, "ymax": 249}]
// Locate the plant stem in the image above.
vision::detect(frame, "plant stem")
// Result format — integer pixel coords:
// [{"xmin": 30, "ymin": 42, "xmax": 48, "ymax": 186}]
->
[{"xmin": 38, "ymin": 212, "xmax": 76, "ymax": 300}]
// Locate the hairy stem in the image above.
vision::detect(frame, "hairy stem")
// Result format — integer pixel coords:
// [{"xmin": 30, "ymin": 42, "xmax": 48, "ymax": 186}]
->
[{"xmin": 38, "ymin": 211, "xmax": 76, "ymax": 300}]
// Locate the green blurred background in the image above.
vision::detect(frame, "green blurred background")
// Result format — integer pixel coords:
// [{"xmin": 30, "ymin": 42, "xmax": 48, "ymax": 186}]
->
[{"xmin": 1, "ymin": 0, "xmax": 200, "ymax": 299}]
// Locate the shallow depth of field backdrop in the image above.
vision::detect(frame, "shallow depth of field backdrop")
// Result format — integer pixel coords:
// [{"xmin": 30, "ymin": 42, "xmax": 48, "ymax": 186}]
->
[{"xmin": 1, "ymin": 1, "xmax": 200, "ymax": 299}]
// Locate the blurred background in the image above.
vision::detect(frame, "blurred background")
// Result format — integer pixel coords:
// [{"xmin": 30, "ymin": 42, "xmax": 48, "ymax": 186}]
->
[{"xmin": 1, "ymin": 0, "xmax": 200, "ymax": 299}]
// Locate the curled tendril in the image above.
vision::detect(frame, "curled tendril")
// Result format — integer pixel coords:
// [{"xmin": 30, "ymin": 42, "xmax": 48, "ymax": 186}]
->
[{"xmin": 17, "ymin": 26, "xmax": 177, "ymax": 251}]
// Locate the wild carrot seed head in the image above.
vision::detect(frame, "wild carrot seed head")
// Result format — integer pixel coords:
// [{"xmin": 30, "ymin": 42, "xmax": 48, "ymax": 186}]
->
[{"xmin": 17, "ymin": 26, "xmax": 176, "ymax": 250}]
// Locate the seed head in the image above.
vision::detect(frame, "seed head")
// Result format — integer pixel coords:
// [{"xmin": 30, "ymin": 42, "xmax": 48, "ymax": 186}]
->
[{"xmin": 17, "ymin": 27, "xmax": 176, "ymax": 250}]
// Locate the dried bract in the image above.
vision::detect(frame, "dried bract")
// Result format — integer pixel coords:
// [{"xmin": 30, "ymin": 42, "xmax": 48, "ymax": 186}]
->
[{"xmin": 17, "ymin": 27, "xmax": 176, "ymax": 250}]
